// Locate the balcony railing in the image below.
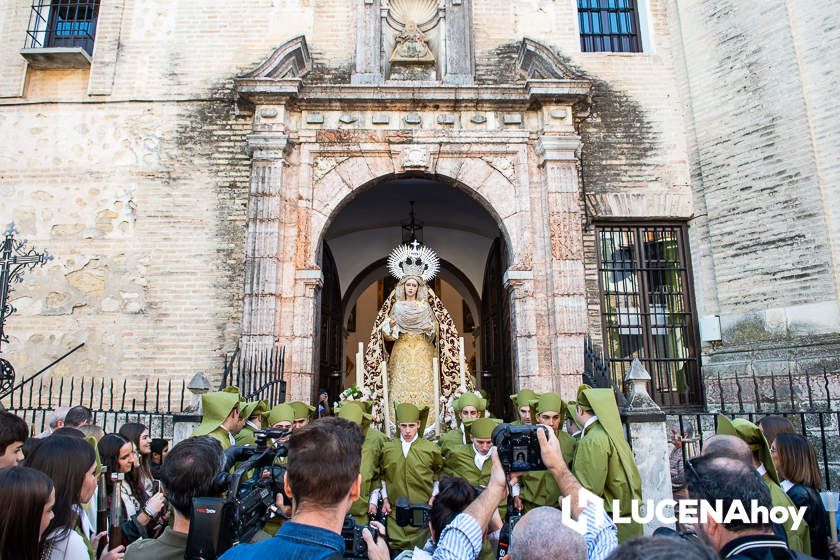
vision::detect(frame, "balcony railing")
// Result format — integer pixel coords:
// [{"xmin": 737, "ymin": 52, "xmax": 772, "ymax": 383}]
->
[{"xmin": 22, "ymin": 1, "xmax": 100, "ymax": 69}]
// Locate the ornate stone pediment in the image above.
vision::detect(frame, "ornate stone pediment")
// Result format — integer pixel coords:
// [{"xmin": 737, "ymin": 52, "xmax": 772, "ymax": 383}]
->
[
  {"xmin": 242, "ymin": 35, "xmax": 312, "ymax": 79},
  {"xmin": 516, "ymin": 38, "xmax": 581, "ymax": 80}
]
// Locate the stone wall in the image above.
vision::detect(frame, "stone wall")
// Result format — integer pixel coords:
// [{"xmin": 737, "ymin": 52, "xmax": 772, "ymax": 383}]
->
[
  {"xmin": 0, "ymin": 0, "xmax": 702, "ymax": 397},
  {"xmin": 670, "ymin": 0, "xmax": 840, "ymax": 388}
]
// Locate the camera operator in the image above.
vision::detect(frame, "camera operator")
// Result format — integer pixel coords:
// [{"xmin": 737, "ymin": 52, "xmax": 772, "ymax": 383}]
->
[
  {"xmin": 220, "ymin": 417, "xmax": 389, "ymax": 560},
  {"xmin": 125, "ymin": 436, "xmax": 268, "ymax": 560}
]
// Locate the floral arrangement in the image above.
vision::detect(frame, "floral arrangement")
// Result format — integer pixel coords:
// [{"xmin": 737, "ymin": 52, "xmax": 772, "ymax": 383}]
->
[{"xmin": 336, "ymin": 384, "xmax": 384, "ymax": 425}]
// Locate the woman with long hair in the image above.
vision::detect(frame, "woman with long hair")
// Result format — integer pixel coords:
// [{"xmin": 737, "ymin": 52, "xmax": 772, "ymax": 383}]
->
[
  {"xmin": 772, "ymin": 432, "xmax": 830, "ymax": 559},
  {"xmin": 117, "ymin": 423, "xmax": 153, "ymax": 495},
  {"xmin": 0, "ymin": 466, "xmax": 55, "ymax": 560},
  {"xmin": 24, "ymin": 435, "xmax": 125, "ymax": 559},
  {"xmin": 97, "ymin": 434, "xmax": 166, "ymax": 546}
]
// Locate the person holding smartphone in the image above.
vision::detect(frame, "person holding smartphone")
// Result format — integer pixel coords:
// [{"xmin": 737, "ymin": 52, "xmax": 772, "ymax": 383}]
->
[{"xmin": 98, "ymin": 434, "xmax": 168, "ymax": 546}]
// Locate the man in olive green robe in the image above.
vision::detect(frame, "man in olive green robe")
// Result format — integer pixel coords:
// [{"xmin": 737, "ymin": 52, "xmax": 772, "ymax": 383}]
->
[
  {"xmin": 192, "ymin": 391, "xmax": 244, "ymax": 450},
  {"xmin": 716, "ymin": 415, "xmax": 811, "ymax": 555},
  {"xmin": 565, "ymin": 400, "xmax": 583, "ymax": 439},
  {"xmin": 438, "ymin": 392, "xmax": 486, "ymax": 456},
  {"xmin": 288, "ymin": 400, "xmax": 315, "ymax": 430},
  {"xmin": 515, "ymin": 392, "xmax": 575, "ymax": 512},
  {"xmin": 234, "ymin": 400, "xmax": 268, "ymax": 446},
  {"xmin": 572, "ymin": 385, "xmax": 643, "ymax": 542},
  {"xmin": 380, "ymin": 403, "xmax": 443, "ymax": 552},
  {"xmin": 442, "ymin": 417, "xmax": 502, "ymax": 560},
  {"xmin": 509, "ymin": 388, "xmax": 539, "ymax": 426},
  {"xmin": 336, "ymin": 401, "xmax": 386, "ymax": 525}
]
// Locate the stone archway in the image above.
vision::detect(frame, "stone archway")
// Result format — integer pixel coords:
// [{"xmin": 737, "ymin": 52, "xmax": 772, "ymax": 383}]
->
[{"xmin": 235, "ymin": 35, "xmax": 592, "ymax": 403}]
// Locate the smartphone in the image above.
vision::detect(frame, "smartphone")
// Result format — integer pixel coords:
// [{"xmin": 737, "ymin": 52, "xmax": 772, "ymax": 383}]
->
[{"xmin": 152, "ymin": 479, "xmax": 161, "ymax": 494}]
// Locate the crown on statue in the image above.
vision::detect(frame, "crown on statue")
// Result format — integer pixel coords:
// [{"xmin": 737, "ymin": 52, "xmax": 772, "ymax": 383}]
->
[{"xmin": 387, "ymin": 240, "xmax": 440, "ymax": 282}]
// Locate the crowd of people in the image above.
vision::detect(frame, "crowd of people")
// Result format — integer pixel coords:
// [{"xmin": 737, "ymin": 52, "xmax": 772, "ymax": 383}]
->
[{"xmin": 0, "ymin": 386, "xmax": 837, "ymax": 560}]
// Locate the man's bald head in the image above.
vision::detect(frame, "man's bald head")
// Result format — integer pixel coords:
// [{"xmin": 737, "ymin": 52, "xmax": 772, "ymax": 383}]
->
[
  {"xmin": 701, "ymin": 435, "xmax": 752, "ymax": 466},
  {"xmin": 510, "ymin": 506, "xmax": 585, "ymax": 560}
]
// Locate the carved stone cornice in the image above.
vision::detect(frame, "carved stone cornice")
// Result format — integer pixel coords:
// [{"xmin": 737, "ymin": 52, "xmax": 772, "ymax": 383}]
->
[
  {"xmin": 535, "ymin": 135, "xmax": 582, "ymax": 165},
  {"xmin": 245, "ymin": 132, "xmax": 289, "ymax": 160},
  {"xmin": 503, "ymin": 269, "xmax": 534, "ymax": 292}
]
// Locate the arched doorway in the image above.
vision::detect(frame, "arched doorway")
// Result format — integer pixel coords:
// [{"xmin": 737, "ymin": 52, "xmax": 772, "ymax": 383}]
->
[{"xmin": 315, "ymin": 175, "xmax": 513, "ymax": 413}]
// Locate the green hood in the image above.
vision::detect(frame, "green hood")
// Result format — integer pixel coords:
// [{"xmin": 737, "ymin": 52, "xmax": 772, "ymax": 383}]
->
[
  {"xmin": 267, "ymin": 403, "xmax": 295, "ymax": 426},
  {"xmin": 565, "ymin": 400, "xmax": 582, "ymax": 429},
  {"xmin": 465, "ymin": 417, "xmax": 501, "ymax": 441},
  {"xmin": 194, "ymin": 391, "xmax": 240, "ymax": 436},
  {"xmin": 510, "ymin": 388, "xmax": 539, "ymax": 409},
  {"xmin": 575, "ymin": 384, "xmax": 594, "ymax": 412},
  {"xmin": 241, "ymin": 400, "xmax": 268, "ymax": 421},
  {"xmin": 528, "ymin": 392, "xmax": 565, "ymax": 426},
  {"xmin": 716, "ymin": 415, "xmax": 780, "ymax": 484},
  {"xmin": 289, "ymin": 401, "xmax": 315, "ymax": 421},
  {"xmin": 337, "ymin": 401, "xmax": 373, "ymax": 432},
  {"xmin": 395, "ymin": 402, "xmax": 429, "ymax": 435}
]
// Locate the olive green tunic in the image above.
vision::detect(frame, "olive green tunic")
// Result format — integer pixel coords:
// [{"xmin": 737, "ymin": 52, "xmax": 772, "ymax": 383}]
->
[
  {"xmin": 438, "ymin": 426, "xmax": 466, "ymax": 458},
  {"xmin": 234, "ymin": 424, "xmax": 257, "ymax": 446},
  {"xmin": 349, "ymin": 428, "xmax": 387, "ymax": 524},
  {"xmin": 764, "ymin": 473, "xmax": 811, "ymax": 555},
  {"xmin": 443, "ymin": 442, "xmax": 503, "ymax": 560},
  {"xmin": 381, "ymin": 437, "xmax": 443, "ymax": 551},
  {"xmin": 572, "ymin": 422, "xmax": 643, "ymax": 542},
  {"xmin": 204, "ymin": 427, "xmax": 234, "ymax": 450},
  {"xmin": 518, "ymin": 430, "xmax": 576, "ymax": 512}
]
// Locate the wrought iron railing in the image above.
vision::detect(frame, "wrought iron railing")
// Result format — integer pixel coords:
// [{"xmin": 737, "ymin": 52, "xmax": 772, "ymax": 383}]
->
[
  {"xmin": 24, "ymin": 1, "xmax": 100, "ymax": 56},
  {"xmin": 667, "ymin": 369, "xmax": 840, "ymax": 490},
  {"xmin": 221, "ymin": 344, "xmax": 286, "ymax": 405},
  {"xmin": 1, "ymin": 376, "xmax": 186, "ymax": 439}
]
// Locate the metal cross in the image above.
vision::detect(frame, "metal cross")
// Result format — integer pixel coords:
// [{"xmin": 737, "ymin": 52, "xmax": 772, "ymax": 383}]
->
[{"xmin": 0, "ymin": 224, "xmax": 52, "ymax": 353}]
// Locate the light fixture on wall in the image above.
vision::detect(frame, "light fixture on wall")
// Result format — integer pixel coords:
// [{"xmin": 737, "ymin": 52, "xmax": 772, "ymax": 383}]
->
[{"xmin": 401, "ymin": 201, "xmax": 424, "ymax": 244}]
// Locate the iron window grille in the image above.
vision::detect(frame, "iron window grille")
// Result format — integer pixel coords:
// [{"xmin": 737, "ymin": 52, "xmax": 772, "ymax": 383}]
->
[
  {"xmin": 595, "ymin": 223, "xmax": 703, "ymax": 408},
  {"xmin": 24, "ymin": 1, "xmax": 100, "ymax": 57},
  {"xmin": 578, "ymin": 0, "xmax": 642, "ymax": 53}
]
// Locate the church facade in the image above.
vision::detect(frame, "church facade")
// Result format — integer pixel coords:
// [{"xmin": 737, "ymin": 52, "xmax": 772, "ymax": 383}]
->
[{"xmin": 0, "ymin": 0, "xmax": 837, "ymax": 414}]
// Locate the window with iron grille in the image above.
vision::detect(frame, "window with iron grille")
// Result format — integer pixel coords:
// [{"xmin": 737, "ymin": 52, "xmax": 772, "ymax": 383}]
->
[
  {"xmin": 25, "ymin": 1, "xmax": 100, "ymax": 57},
  {"xmin": 578, "ymin": 0, "xmax": 642, "ymax": 53},
  {"xmin": 595, "ymin": 223, "xmax": 702, "ymax": 408}
]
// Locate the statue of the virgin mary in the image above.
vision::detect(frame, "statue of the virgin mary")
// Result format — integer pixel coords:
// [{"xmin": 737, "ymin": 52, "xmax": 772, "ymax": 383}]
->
[{"xmin": 362, "ymin": 241, "xmax": 473, "ymax": 433}]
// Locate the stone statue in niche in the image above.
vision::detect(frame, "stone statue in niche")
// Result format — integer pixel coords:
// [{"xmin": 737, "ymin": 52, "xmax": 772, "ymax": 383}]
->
[
  {"xmin": 386, "ymin": 0, "xmax": 439, "ymax": 80},
  {"xmin": 391, "ymin": 21, "xmax": 435, "ymax": 63}
]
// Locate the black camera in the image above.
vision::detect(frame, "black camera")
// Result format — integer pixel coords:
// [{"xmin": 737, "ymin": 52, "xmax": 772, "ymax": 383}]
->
[
  {"xmin": 185, "ymin": 428, "xmax": 291, "ymax": 560},
  {"xmin": 491, "ymin": 423, "xmax": 548, "ymax": 472},
  {"xmin": 395, "ymin": 496, "xmax": 431, "ymax": 528},
  {"xmin": 341, "ymin": 515, "xmax": 380, "ymax": 559}
]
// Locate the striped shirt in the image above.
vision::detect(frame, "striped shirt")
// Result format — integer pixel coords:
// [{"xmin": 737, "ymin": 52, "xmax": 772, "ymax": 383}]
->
[{"xmin": 431, "ymin": 503, "xmax": 617, "ymax": 560}]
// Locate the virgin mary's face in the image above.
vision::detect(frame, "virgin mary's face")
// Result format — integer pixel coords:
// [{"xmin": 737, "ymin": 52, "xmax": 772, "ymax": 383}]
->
[{"xmin": 404, "ymin": 278, "xmax": 419, "ymax": 298}]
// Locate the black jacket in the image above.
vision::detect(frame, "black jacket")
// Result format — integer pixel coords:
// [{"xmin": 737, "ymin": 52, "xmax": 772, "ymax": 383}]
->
[
  {"xmin": 720, "ymin": 534, "xmax": 816, "ymax": 560},
  {"xmin": 786, "ymin": 483, "xmax": 830, "ymax": 559}
]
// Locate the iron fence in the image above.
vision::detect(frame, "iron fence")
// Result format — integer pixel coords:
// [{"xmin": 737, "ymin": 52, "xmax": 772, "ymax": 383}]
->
[
  {"xmin": 667, "ymin": 369, "xmax": 840, "ymax": 491},
  {"xmin": 220, "ymin": 344, "xmax": 286, "ymax": 405},
  {"xmin": 1, "ymin": 376, "xmax": 186, "ymax": 440}
]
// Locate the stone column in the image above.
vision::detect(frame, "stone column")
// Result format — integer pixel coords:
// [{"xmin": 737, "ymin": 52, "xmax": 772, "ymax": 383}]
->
[
  {"xmin": 623, "ymin": 359, "xmax": 675, "ymax": 535},
  {"xmin": 286, "ymin": 269, "xmax": 323, "ymax": 403},
  {"xmin": 536, "ymin": 134, "xmax": 587, "ymax": 398},
  {"xmin": 351, "ymin": 0, "xmax": 383, "ymax": 84},
  {"xmin": 504, "ymin": 270, "xmax": 541, "ymax": 391},
  {"xmin": 241, "ymin": 132, "xmax": 288, "ymax": 357},
  {"xmin": 443, "ymin": 0, "xmax": 474, "ymax": 84}
]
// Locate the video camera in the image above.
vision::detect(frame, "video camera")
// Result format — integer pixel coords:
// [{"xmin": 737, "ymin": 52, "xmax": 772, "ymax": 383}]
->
[
  {"xmin": 185, "ymin": 428, "xmax": 291, "ymax": 560},
  {"xmin": 395, "ymin": 496, "xmax": 431, "ymax": 528},
  {"xmin": 491, "ymin": 423, "xmax": 549, "ymax": 473}
]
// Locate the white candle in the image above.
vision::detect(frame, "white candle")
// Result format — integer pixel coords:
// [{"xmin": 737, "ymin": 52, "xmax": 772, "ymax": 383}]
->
[
  {"xmin": 432, "ymin": 358, "xmax": 441, "ymax": 435},
  {"xmin": 356, "ymin": 342, "xmax": 365, "ymax": 389},
  {"xmin": 459, "ymin": 337, "xmax": 466, "ymax": 388},
  {"xmin": 381, "ymin": 361, "xmax": 391, "ymax": 437}
]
